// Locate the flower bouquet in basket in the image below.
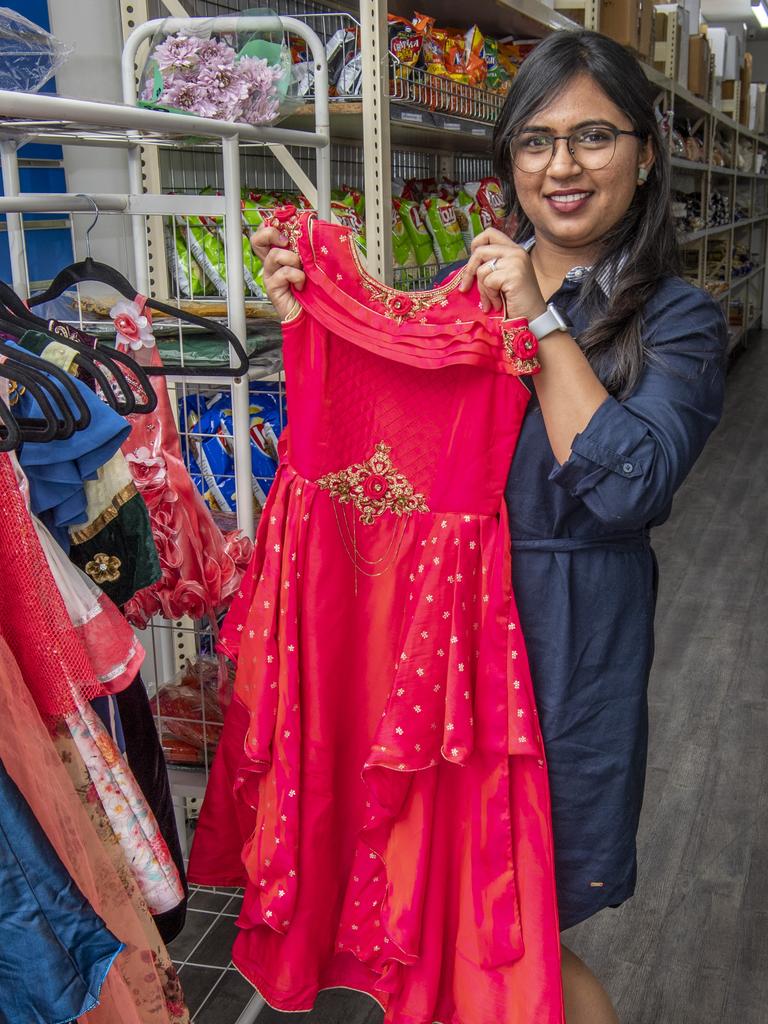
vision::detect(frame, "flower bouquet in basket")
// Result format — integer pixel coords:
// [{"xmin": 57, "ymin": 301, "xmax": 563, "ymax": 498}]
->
[{"xmin": 138, "ymin": 23, "xmax": 293, "ymax": 126}]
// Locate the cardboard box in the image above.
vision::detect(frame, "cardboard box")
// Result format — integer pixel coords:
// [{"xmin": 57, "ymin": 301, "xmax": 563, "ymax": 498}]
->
[
  {"xmin": 639, "ymin": 0, "xmax": 656, "ymax": 59},
  {"xmin": 687, "ymin": 34, "xmax": 710, "ymax": 99},
  {"xmin": 600, "ymin": 0, "xmax": 640, "ymax": 48}
]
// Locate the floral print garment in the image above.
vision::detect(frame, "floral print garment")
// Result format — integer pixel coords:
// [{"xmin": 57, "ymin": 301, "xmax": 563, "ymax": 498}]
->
[{"xmin": 66, "ymin": 692, "xmax": 184, "ymax": 916}]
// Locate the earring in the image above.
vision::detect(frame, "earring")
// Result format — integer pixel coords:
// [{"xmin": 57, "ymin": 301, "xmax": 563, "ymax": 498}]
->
[{"xmin": 637, "ymin": 166, "xmax": 649, "ymax": 185}]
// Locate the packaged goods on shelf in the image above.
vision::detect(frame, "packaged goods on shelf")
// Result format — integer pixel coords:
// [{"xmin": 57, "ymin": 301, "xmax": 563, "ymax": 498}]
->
[
  {"xmin": 179, "ymin": 382, "xmax": 287, "ymax": 516},
  {"xmin": 157, "ymin": 657, "xmax": 229, "ymax": 766},
  {"xmin": 420, "ymin": 195, "xmax": 467, "ymax": 263},
  {"xmin": 672, "ymin": 189, "xmax": 704, "ymax": 234},
  {"xmin": 731, "ymin": 243, "xmax": 754, "ymax": 279},
  {"xmin": 386, "ymin": 10, "xmax": 537, "ymax": 111},
  {"xmin": 707, "ymin": 27, "xmax": 727, "ymax": 78},
  {"xmin": 708, "ymin": 189, "xmax": 731, "ymax": 229},
  {"xmin": 394, "ymin": 195, "xmax": 438, "ymax": 269}
]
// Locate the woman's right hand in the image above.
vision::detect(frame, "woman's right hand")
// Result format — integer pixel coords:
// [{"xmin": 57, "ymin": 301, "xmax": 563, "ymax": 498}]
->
[{"xmin": 250, "ymin": 226, "xmax": 306, "ymax": 320}]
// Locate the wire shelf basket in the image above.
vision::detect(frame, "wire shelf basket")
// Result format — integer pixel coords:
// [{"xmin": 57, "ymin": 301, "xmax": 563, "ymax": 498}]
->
[{"xmin": 389, "ymin": 59, "xmax": 503, "ymax": 124}]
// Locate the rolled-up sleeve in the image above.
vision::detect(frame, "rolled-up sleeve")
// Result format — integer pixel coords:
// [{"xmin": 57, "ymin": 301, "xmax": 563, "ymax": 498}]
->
[{"xmin": 549, "ymin": 280, "xmax": 727, "ymax": 530}]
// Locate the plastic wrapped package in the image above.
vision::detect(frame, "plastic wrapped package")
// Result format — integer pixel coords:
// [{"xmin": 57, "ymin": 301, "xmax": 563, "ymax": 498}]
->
[
  {"xmin": 420, "ymin": 195, "xmax": 467, "ymax": 263},
  {"xmin": 393, "ymin": 196, "xmax": 438, "ymax": 269},
  {"xmin": 156, "ymin": 657, "xmax": 229, "ymax": 765},
  {"xmin": 179, "ymin": 382, "xmax": 287, "ymax": 516},
  {"xmin": 0, "ymin": 8, "xmax": 72, "ymax": 92}
]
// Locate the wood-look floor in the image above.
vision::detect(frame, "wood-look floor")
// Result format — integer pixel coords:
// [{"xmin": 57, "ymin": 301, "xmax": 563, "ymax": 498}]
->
[{"xmin": 258, "ymin": 335, "xmax": 768, "ymax": 1024}]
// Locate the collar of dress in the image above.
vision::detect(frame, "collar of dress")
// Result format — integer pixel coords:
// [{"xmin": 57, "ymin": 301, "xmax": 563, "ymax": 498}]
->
[{"xmin": 520, "ymin": 236, "xmax": 627, "ymax": 297}]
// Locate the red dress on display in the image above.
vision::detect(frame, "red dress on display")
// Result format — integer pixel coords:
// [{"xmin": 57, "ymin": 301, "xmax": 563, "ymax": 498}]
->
[{"xmin": 189, "ymin": 209, "xmax": 564, "ymax": 1024}]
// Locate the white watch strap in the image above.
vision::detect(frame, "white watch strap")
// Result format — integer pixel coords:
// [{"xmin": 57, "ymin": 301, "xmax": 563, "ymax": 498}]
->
[{"xmin": 529, "ymin": 303, "xmax": 567, "ymax": 340}]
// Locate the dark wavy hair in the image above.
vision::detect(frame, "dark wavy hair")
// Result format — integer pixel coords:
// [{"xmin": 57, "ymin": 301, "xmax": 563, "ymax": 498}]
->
[{"xmin": 492, "ymin": 30, "xmax": 680, "ymax": 398}]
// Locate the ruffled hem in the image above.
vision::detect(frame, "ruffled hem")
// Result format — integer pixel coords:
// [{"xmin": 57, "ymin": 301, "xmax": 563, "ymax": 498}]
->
[{"xmin": 229, "ymin": 469, "xmax": 547, "ymax": 980}]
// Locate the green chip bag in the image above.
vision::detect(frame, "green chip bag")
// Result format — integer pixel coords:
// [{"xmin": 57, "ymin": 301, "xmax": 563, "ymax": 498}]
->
[
  {"xmin": 167, "ymin": 227, "xmax": 206, "ymax": 297},
  {"xmin": 454, "ymin": 188, "xmax": 485, "ymax": 249},
  {"xmin": 392, "ymin": 201, "xmax": 415, "ymax": 268},
  {"xmin": 394, "ymin": 196, "xmax": 437, "ymax": 268},
  {"xmin": 181, "ymin": 218, "xmax": 228, "ymax": 296},
  {"xmin": 420, "ymin": 196, "xmax": 468, "ymax": 264}
]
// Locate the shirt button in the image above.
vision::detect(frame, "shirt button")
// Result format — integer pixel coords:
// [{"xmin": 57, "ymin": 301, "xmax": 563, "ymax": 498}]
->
[{"xmin": 622, "ymin": 462, "xmax": 634, "ymax": 474}]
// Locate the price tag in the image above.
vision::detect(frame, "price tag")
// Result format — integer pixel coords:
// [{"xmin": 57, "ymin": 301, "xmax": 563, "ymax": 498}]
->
[
  {"xmin": 443, "ymin": 121, "xmax": 461, "ymax": 131},
  {"xmin": 471, "ymin": 126, "xmax": 488, "ymax": 136},
  {"xmin": 399, "ymin": 111, "xmax": 424, "ymax": 123}
]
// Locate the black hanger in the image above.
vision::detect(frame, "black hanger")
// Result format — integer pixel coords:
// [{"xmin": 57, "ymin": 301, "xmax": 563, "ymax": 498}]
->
[
  {"xmin": 0, "ymin": 281, "xmax": 153, "ymax": 416},
  {"xmin": 0, "ymin": 393, "xmax": 21, "ymax": 451},
  {"xmin": 29, "ymin": 259, "xmax": 250, "ymax": 378},
  {"xmin": 0, "ymin": 333, "xmax": 90, "ymax": 432},
  {"xmin": 0, "ymin": 360, "xmax": 73, "ymax": 442},
  {"xmin": 26, "ymin": 194, "xmax": 250, "ymax": 380}
]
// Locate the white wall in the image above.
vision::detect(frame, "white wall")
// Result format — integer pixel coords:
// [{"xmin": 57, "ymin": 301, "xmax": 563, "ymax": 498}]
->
[{"xmin": 47, "ymin": 0, "xmax": 135, "ymax": 279}]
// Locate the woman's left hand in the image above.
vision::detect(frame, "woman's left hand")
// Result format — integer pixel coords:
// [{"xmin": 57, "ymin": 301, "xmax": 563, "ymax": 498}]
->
[{"xmin": 459, "ymin": 227, "xmax": 548, "ymax": 320}]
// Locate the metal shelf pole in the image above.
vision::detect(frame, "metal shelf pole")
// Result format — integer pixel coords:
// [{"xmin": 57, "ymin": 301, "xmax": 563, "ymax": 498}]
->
[{"xmin": 0, "ymin": 140, "xmax": 29, "ymax": 297}]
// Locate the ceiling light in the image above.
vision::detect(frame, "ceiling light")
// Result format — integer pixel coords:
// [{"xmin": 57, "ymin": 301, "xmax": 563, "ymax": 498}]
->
[{"xmin": 753, "ymin": 0, "xmax": 768, "ymax": 30}]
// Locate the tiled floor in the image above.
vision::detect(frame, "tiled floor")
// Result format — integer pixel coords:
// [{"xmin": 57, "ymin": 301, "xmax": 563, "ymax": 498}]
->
[{"xmin": 170, "ymin": 888, "xmax": 257, "ymax": 1023}]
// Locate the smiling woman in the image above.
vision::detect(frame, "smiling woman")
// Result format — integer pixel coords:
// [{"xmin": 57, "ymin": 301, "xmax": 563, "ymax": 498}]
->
[
  {"xmin": 448, "ymin": 29, "xmax": 727, "ymax": 1024},
  {"xmin": 241, "ymin": 28, "xmax": 727, "ymax": 1024}
]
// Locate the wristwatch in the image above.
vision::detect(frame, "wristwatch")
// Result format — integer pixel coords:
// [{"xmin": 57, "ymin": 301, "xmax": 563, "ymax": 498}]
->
[{"xmin": 528, "ymin": 302, "xmax": 568, "ymax": 340}]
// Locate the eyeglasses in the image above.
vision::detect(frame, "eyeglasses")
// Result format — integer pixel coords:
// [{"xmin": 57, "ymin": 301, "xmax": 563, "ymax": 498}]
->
[{"xmin": 510, "ymin": 126, "xmax": 645, "ymax": 173}]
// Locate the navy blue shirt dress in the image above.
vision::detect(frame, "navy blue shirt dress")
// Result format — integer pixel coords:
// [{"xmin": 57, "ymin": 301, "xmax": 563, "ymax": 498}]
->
[{"xmin": 439, "ymin": 258, "xmax": 727, "ymax": 929}]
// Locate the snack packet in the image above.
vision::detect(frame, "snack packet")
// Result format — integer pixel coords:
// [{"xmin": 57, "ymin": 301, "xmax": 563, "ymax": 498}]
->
[
  {"xmin": 453, "ymin": 188, "xmax": 485, "ymax": 248},
  {"xmin": 394, "ymin": 196, "xmax": 437, "ymax": 268},
  {"xmin": 420, "ymin": 195, "xmax": 468, "ymax": 263},
  {"xmin": 166, "ymin": 226, "xmax": 206, "ymax": 297},
  {"xmin": 392, "ymin": 201, "xmax": 416, "ymax": 268},
  {"xmin": 464, "ymin": 177, "xmax": 506, "ymax": 228},
  {"xmin": 388, "ymin": 14, "xmax": 423, "ymax": 67}
]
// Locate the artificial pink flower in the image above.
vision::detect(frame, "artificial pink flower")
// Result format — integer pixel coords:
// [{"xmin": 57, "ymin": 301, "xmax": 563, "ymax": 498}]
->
[{"xmin": 109, "ymin": 298, "xmax": 156, "ymax": 351}]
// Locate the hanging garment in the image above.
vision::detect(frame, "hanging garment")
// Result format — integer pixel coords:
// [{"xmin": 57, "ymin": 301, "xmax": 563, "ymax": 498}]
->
[
  {"xmin": 116, "ymin": 673, "xmax": 188, "ymax": 944},
  {"xmin": 18, "ymin": 326, "xmax": 163, "ymax": 605},
  {"xmin": 0, "ymin": 452, "xmax": 184, "ymax": 916},
  {"xmin": 6, "ymin": 339, "xmax": 130, "ymax": 545},
  {"xmin": 189, "ymin": 209, "xmax": 564, "ymax": 1024},
  {"xmin": 0, "ymin": 755, "xmax": 122, "ymax": 1024},
  {"xmin": 0, "ymin": 635, "xmax": 188, "ymax": 1024},
  {"xmin": 112, "ymin": 302, "xmax": 252, "ymax": 627}
]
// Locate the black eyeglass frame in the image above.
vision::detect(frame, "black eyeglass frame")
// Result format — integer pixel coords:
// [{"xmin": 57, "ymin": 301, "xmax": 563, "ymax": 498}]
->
[{"xmin": 510, "ymin": 126, "xmax": 646, "ymax": 172}]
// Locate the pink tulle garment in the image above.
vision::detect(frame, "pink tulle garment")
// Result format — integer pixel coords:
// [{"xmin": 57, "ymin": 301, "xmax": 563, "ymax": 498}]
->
[{"xmin": 190, "ymin": 210, "xmax": 565, "ymax": 1024}]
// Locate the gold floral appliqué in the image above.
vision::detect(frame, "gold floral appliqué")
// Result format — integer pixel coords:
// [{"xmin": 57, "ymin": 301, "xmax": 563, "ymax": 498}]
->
[
  {"xmin": 348, "ymin": 235, "xmax": 462, "ymax": 324},
  {"xmin": 317, "ymin": 442, "xmax": 429, "ymax": 525}
]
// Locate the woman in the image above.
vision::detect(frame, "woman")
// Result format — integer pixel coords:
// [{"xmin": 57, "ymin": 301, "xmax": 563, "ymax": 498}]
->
[{"xmin": 252, "ymin": 29, "xmax": 726, "ymax": 1024}]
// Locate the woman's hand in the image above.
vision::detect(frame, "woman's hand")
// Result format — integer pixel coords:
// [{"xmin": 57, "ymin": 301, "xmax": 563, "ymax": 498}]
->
[
  {"xmin": 250, "ymin": 226, "xmax": 306, "ymax": 320},
  {"xmin": 459, "ymin": 227, "xmax": 547, "ymax": 321}
]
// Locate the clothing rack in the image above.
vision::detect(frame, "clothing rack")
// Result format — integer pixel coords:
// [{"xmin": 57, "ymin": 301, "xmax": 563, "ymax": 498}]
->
[
  {"xmin": 0, "ymin": 14, "xmax": 331, "ymax": 542},
  {"xmin": 0, "ymin": 18, "xmax": 333, "ymax": 1022}
]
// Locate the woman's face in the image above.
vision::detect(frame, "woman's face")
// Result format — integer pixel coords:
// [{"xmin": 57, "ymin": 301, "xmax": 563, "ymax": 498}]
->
[{"xmin": 511, "ymin": 72, "xmax": 654, "ymax": 252}]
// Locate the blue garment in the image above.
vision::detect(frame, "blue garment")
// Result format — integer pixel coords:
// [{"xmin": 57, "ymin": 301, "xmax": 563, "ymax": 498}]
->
[
  {"xmin": 436, "ymin": 265, "xmax": 727, "ymax": 928},
  {"xmin": 0, "ymin": 757, "xmax": 122, "ymax": 1023},
  {"xmin": 7, "ymin": 340, "xmax": 130, "ymax": 546}
]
